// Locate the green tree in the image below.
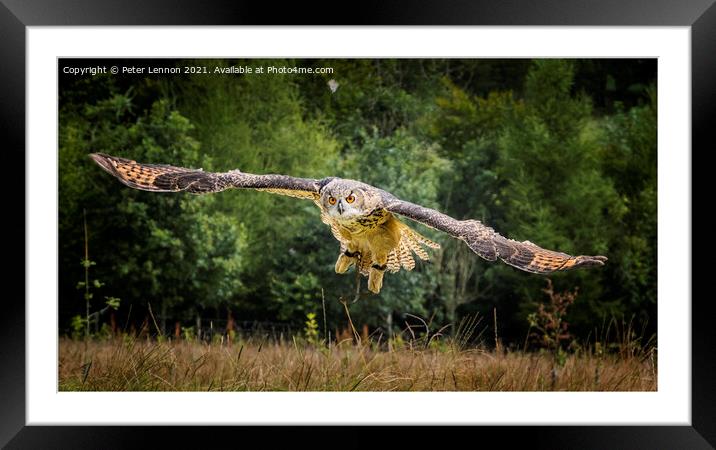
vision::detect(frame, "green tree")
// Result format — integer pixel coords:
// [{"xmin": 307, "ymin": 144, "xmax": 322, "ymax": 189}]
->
[
  {"xmin": 60, "ymin": 88, "xmax": 245, "ymax": 334},
  {"xmin": 599, "ymin": 85, "xmax": 657, "ymax": 327},
  {"xmin": 172, "ymin": 59, "xmax": 341, "ymax": 324},
  {"xmin": 492, "ymin": 60, "xmax": 623, "ymax": 336}
]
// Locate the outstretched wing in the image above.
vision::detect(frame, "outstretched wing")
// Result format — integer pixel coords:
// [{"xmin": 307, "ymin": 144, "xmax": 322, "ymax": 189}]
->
[
  {"xmin": 380, "ymin": 192, "xmax": 607, "ymax": 274},
  {"xmin": 90, "ymin": 153, "xmax": 324, "ymax": 200}
]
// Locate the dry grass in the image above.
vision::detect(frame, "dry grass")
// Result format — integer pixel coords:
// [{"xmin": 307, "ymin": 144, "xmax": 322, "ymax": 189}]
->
[{"xmin": 59, "ymin": 335, "xmax": 657, "ymax": 391}]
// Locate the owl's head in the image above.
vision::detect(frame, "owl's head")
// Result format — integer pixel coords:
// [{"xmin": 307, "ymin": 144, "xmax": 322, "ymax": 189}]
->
[{"xmin": 320, "ymin": 179, "xmax": 375, "ymax": 221}]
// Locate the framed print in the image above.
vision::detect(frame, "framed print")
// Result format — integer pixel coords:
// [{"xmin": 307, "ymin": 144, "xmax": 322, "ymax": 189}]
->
[{"xmin": 5, "ymin": 0, "xmax": 713, "ymax": 448}]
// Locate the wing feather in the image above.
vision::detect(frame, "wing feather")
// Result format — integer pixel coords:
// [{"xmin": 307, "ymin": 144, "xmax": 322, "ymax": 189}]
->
[
  {"xmin": 380, "ymin": 193, "xmax": 607, "ymax": 274},
  {"xmin": 90, "ymin": 153, "xmax": 323, "ymax": 200}
]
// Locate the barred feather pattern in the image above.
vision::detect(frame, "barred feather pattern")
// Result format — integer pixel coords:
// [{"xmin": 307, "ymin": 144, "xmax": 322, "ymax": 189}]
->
[
  {"xmin": 392, "ymin": 227, "xmax": 439, "ymax": 272},
  {"xmin": 321, "ymin": 211, "xmax": 439, "ymax": 276}
]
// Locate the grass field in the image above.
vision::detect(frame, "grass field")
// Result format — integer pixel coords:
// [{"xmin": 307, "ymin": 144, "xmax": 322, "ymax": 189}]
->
[{"xmin": 59, "ymin": 333, "xmax": 657, "ymax": 391}]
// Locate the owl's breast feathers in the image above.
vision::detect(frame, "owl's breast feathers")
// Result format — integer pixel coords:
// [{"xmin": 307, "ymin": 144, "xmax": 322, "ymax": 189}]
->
[{"xmin": 338, "ymin": 208, "xmax": 390, "ymax": 233}]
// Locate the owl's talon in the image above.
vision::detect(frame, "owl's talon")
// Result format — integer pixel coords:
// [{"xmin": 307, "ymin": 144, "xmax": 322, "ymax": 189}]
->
[
  {"xmin": 367, "ymin": 264, "xmax": 387, "ymax": 294},
  {"xmin": 335, "ymin": 251, "xmax": 359, "ymax": 274}
]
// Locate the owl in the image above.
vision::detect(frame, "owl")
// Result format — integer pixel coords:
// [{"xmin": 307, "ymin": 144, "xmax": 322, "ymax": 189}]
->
[{"xmin": 90, "ymin": 153, "xmax": 607, "ymax": 294}]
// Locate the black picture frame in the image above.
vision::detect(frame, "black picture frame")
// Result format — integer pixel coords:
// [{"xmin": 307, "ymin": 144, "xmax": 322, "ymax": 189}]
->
[{"xmin": 4, "ymin": 1, "xmax": 711, "ymax": 448}]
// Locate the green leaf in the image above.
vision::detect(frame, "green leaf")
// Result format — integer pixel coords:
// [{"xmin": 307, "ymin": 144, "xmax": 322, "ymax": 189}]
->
[{"xmin": 104, "ymin": 296, "xmax": 121, "ymax": 310}]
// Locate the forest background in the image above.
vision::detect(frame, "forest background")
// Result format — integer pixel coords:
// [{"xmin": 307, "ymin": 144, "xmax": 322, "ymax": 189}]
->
[{"xmin": 58, "ymin": 58, "xmax": 657, "ymax": 349}]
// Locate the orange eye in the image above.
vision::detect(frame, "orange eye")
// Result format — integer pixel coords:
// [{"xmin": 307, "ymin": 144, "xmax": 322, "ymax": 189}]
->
[
  {"xmin": 328, "ymin": 196, "xmax": 337, "ymax": 205},
  {"xmin": 345, "ymin": 195, "xmax": 355, "ymax": 204}
]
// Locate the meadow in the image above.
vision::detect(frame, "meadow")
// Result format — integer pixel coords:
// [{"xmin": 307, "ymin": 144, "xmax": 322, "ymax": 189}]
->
[{"xmin": 59, "ymin": 320, "xmax": 656, "ymax": 392}]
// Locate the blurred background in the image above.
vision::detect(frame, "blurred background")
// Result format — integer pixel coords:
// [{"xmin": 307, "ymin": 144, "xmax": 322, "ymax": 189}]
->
[{"xmin": 58, "ymin": 58, "xmax": 657, "ymax": 348}]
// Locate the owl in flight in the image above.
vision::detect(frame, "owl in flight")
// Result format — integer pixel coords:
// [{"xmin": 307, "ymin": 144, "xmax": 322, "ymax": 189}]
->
[{"xmin": 91, "ymin": 153, "xmax": 607, "ymax": 294}]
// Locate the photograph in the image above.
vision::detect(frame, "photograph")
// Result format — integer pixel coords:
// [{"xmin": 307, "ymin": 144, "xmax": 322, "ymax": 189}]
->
[{"xmin": 57, "ymin": 57, "xmax": 658, "ymax": 392}]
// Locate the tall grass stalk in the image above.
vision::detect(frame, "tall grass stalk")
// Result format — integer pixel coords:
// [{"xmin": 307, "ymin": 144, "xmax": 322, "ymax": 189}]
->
[{"xmin": 83, "ymin": 209, "xmax": 90, "ymax": 339}]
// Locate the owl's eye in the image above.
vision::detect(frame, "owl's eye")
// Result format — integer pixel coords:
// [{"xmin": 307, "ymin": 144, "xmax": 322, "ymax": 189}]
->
[
  {"xmin": 328, "ymin": 196, "xmax": 337, "ymax": 205},
  {"xmin": 345, "ymin": 195, "xmax": 356, "ymax": 204}
]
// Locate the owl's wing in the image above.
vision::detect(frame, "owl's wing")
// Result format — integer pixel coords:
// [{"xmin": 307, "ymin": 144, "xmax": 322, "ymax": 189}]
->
[
  {"xmin": 380, "ymin": 192, "xmax": 607, "ymax": 274},
  {"xmin": 90, "ymin": 153, "xmax": 324, "ymax": 200}
]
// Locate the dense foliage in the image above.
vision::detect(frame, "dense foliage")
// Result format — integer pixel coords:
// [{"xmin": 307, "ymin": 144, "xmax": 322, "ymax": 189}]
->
[{"xmin": 59, "ymin": 59, "xmax": 656, "ymax": 344}]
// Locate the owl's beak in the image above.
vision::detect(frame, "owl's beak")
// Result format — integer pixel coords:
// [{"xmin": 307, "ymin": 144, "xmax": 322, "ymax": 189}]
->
[{"xmin": 337, "ymin": 200, "xmax": 344, "ymax": 215}]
